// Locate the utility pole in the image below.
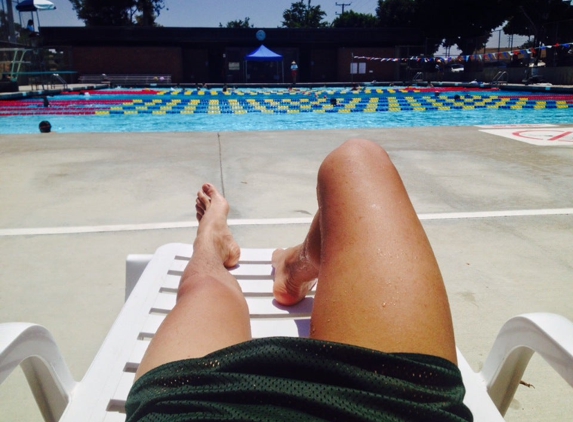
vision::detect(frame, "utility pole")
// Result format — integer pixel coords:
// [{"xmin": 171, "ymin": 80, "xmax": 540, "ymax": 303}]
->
[
  {"xmin": 335, "ymin": 2, "xmax": 352, "ymax": 15},
  {"xmin": 5, "ymin": 0, "xmax": 16, "ymax": 43}
]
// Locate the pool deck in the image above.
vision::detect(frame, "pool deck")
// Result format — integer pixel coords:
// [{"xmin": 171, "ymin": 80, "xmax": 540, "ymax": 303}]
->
[
  {"xmin": 1, "ymin": 125, "xmax": 573, "ymax": 420},
  {"xmin": 0, "ymin": 83, "xmax": 109, "ymax": 100}
]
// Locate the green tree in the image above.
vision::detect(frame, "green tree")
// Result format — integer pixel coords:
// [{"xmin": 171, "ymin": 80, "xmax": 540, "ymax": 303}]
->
[
  {"xmin": 69, "ymin": 0, "xmax": 165, "ymax": 26},
  {"xmin": 376, "ymin": 0, "xmax": 417, "ymax": 28},
  {"xmin": 503, "ymin": 0, "xmax": 573, "ymax": 46},
  {"xmin": 135, "ymin": 0, "xmax": 164, "ymax": 26},
  {"xmin": 332, "ymin": 11, "xmax": 378, "ymax": 28},
  {"xmin": 376, "ymin": 0, "xmax": 514, "ymax": 55},
  {"xmin": 219, "ymin": 17, "xmax": 254, "ymax": 28},
  {"xmin": 282, "ymin": 0, "xmax": 328, "ymax": 28},
  {"xmin": 419, "ymin": 0, "xmax": 512, "ymax": 55}
]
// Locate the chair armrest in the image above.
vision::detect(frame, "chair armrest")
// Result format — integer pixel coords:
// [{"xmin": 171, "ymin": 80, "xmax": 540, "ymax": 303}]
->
[
  {"xmin": 481, "ymin": 313, "xmax": 573, "ymax": 415},
  {"xmin": 125, "ymin": 254, "xmax": 153, "ymax": 301},
  {"xmin": 0, "ymin": 323, "xmax": 77, "ymax": 422}
]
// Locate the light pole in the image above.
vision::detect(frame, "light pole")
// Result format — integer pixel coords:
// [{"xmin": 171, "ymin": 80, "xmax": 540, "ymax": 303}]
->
[{"xmin": 5, "ymin": 0, "xmax": 16, "ymax": 43}]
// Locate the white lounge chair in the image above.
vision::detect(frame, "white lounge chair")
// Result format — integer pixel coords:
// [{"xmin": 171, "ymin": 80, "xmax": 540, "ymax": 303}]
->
[{"xmin": 1, "ymin": 243, "xmax": 572, "ymax": 421}]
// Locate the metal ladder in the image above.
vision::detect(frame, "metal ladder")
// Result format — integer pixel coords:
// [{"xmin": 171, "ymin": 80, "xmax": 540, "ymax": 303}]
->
[
  {"xmin": 412, "ymin": 72, "xmax": 424, "ymax": 84},
  {"xmin": 491, "ymin": 71, "xmax": 508, "ymax": 86},
  {"xmin": 51, "ymin": 73, "xmax": 68, "ymax": 89}
]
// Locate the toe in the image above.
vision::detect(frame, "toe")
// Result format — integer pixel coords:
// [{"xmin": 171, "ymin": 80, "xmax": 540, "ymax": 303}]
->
[
  {"xmin": 202, "ymin": 183, "xmax": 217, "ymax": 197},
  {"xmin": 197, "ymin": 188, "xmax": 211, "ymax": 210}
]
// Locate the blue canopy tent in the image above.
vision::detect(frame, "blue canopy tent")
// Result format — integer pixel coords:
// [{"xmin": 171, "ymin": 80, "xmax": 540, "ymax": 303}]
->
[{"xmin": 244, "ymin": 45, "xmax": 284, "ymax": 83}]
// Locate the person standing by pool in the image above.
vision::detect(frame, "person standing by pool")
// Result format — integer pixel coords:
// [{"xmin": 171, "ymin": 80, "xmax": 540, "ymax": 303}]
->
[
  {"xmin": 127, "ymin": 139, "xmax": 472, "ymax": 421},
  {"xmin": 291, "ymin": 61, "xmax": 299, "ymax": 84}
]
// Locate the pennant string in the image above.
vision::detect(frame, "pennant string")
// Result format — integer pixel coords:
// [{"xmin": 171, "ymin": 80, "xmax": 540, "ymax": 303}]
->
[{"xmin": 352, "ymin": 42, "xmax": 573, "ymax": 63}]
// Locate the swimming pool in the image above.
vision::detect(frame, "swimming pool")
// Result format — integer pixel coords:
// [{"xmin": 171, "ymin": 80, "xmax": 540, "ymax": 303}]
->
[{"xmin": 1, "ymin": 87, "xmax": 572, "ymax": 134}]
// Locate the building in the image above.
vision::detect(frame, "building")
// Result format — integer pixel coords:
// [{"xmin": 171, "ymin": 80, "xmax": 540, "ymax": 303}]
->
[{"xmin": 40, "ymin": 26, "xmax": 425, "ymax": 84}]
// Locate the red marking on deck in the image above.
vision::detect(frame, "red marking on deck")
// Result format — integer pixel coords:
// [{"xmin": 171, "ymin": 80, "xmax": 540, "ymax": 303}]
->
[{"xmin": 512, "ymin": 129, "xmax": 573, "ymax": 143}]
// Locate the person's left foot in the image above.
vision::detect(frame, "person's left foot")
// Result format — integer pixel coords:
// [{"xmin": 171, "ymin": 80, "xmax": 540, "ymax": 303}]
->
[{"xmin": 194, "ymin": 183, "xmax": 240, "ymax": 268}]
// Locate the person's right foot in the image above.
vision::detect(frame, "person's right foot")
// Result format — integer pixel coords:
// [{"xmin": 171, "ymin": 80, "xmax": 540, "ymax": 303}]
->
[{"xmin": 272, "ymin": 246, "xmax": 318, "ymax": 305}]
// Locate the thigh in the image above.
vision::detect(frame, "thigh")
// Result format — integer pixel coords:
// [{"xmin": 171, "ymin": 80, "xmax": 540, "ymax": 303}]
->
[
  {"xmin": 310, "ymin": 139, "xmax": 457, "ymax": 363},
  {"xmin": 135, "ymin": 274, "xmax": 252, "ymax": 380}
]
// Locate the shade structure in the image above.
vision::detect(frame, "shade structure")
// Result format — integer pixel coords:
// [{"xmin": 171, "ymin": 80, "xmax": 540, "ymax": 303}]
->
[
  {"xmin": 245, "ymin": 45, "xmax": 283, "ymax": 62},
  {"xmin": 16, "ymin": 0, "xmax": 56, "ymax": 32},
  {"xmin": 244, "ymin": 45, "xmax": 284, "ymax": 83},
  {"xmin": 16, "ymin": 0, "xmax": 56, "ymax": 12}
]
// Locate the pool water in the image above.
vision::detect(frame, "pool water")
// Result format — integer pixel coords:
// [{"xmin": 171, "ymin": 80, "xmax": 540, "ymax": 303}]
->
[{"xmin": 1, "ymin": 87, "xmax": 572, "ymax": 134}]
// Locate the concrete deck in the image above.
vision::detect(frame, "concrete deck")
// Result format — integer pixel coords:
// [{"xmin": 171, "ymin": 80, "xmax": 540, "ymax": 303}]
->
[{"xmin": 0, "ymin": 125, "xmax": 572, "ymax": 420}]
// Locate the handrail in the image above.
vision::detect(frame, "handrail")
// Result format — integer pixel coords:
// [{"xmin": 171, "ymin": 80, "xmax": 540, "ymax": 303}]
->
[
  {"xmin": 491, "ymin": 71, "xmax": 508, "ymax": 86},
  {"xmin": 0, "ymin": 48, "xmax": 33, "ymax": 80},
  {"xmin": 412, "ymin": 72, "xmax": 424, "ymax": 83},
  {"xmin": 51, "ymin": 73, "xmax": 69, "ymax": 89}
]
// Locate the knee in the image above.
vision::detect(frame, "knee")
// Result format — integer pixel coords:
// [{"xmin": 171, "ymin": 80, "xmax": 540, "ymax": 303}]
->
[
  {"xmin": 343, "ymin": 138, "xmax": 389, "ymax": 158},
  {"xmin": 324, "ymin": 139, "xmax": 390, "ymax": 169},
  {"xmin": 318, "ymin": 139, "xmax": 391, "ymax": 182},
  {"xmin": 177, "ymin": 274, "xmax": 243, "ymax": 304}
]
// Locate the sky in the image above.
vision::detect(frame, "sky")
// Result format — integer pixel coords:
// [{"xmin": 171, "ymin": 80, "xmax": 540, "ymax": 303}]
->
[
  {"xmin": 11, "ymin": 0, "xmax": 380, "ymax": 28},
  {"xmin": 4, "ymin": 0, "xmax": 526, "ymax": 52}
]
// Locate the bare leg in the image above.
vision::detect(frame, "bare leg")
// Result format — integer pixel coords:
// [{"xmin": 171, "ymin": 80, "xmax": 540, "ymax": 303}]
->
[
  {"xmin": 272, "ymin": 139, "xmax": 457, "ymax": 364},
  {"xmin": 135, "ymin": 184, "xmax": 251, "ymax": 381}
]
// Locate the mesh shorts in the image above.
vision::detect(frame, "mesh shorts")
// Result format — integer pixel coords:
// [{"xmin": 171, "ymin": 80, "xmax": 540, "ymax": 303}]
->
[{"xmin": 126, "ymin": 337, "xmax": 473, "ymax": 422}]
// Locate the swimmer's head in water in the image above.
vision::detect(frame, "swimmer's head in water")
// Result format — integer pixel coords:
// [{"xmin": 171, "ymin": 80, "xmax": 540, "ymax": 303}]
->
[{"xmin": 39, "ymin": 120, "xmax": 52, "ymax": 133}]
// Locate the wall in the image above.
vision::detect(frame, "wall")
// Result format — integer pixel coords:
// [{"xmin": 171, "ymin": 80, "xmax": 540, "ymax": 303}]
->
[
  {"xmin": 41, "ymin": 26, "xmax": 426, "ymax": 84},
  {"xmin": 338, "ymin": 47, "xmax": 397, "ymax": 83},
  {"xmin": 411, "ymin": 66, "xmax": 573, "ymax": 86},
  {"xmin": 59, "ymin": 35, "xmax": 572, "ymax": 85},
  {"xmin": 71, "ymin": 46, "xmax": 184, "ymax": 82},
  {"xmin": 463, "ymin": 67, "xmax": 573, "ymax": 85},
  {"xmin": 309, "ymin": 49, "xmax": 337, "ymax": 82},
  {"xmin": 181, "ymin": 48, "xmax": 209, "ymax": 84}
]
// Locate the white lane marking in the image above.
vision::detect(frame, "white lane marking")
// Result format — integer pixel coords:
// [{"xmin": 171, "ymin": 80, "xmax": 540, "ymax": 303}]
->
[
  {"xmin": 1, "ymin": 209, "xmax": 572, "ymax": 237},
  {"xmin": 475, "ymin": 124, "xmax": 557, "ymax": 128},
  {"xmin": 418, "ymin": 208, "xmax": 573, "ymax": 220},
  {"xmin": 0, "ymin": 218, "xmax": 311, "ymax": 237}
]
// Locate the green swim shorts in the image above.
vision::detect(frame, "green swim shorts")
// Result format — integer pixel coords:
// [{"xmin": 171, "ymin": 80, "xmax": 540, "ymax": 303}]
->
[{"xmin": 126, "ymin": 337, "xmax": 473, "ymax": 421}]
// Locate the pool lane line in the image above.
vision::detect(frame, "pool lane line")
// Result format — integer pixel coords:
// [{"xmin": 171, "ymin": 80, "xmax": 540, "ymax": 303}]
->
[{"xmin": 1, "ymin": 208, "xmax": 572, "ymax": 237}]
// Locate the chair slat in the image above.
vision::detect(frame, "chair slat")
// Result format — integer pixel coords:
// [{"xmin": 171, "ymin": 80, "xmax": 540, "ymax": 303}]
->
[
  {"xmin": 150, "ymin": 292, "xmax": 314, "ymax": 317},
  {"xmin": 168, "ymin": 261, "xmax": 273, "ymax": 278},
  {"xmin": 108, "ymin": 372, "xmax": 136, "ymax": 413}
]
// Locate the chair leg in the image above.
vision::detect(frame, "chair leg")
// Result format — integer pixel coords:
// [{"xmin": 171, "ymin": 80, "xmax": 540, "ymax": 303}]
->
[
  {"xmin": 481, "ymin": 313, "xmax": 573, "ymax": 415},
  {"xmin": 0, "ymin": 324, "xmax": 77, "ymax": 422}
]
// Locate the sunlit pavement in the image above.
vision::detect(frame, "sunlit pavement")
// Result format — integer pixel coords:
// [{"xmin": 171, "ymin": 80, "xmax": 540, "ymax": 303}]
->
[{"xmin": 1, "ymin": 125, "xmax": 572, "ymax": 421}]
